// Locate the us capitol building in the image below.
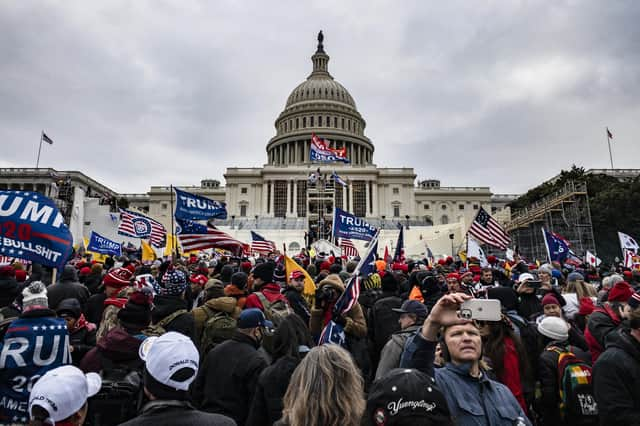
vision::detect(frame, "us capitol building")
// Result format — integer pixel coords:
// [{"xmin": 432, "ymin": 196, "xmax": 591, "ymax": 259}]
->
[{"xmin": 1, "ymin": 33, "xmax": 516, "ymax": 256}]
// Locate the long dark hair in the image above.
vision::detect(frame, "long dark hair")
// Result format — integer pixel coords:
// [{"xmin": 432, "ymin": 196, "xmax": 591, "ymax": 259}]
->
[
  {"xmin": 272, "ymin": 314, "xmax": 314, "ymax": 360},
  {"xmin": 482, "ymin": 320, "xmax": 530, "ymax": 382}
]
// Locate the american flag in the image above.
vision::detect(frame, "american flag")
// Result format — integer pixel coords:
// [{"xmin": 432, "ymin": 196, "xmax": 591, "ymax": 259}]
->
[
  {"xmin": 340, "ymin": 238, "xmax": 359, "ymax": 258},
  {"xmin": 118, "ymin": 209, "xmax": 167, "ymax": 248},
  {"xmin": 468, "ymin": 207, "xmax": 510, "ymax": 250},
  {"xmin": 176, "ymin": 218, "xmax": 245, "ymax": 255},
  {"xmin": 251, "ymin": 231, "xmax": 276, "ymax": 254},
  {"xmin": 394, "ymin": 224, "xmax": 405, "ymax": 262},
  {"xmin": 333, "ymin": 234, "xmax": 378, "ymax": 315}
]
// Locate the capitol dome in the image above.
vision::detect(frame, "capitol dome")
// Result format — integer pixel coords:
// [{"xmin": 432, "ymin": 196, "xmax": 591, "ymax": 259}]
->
[{"xmin": 266, "ymin": 32, "xmax": 374, "ymax": 167}]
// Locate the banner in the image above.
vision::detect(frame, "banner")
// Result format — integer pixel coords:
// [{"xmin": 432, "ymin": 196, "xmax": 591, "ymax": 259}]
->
[
  {"xmin": 618, "ymin": 231, "xmax": 639, "ymax": 254},
  {"xmin": 541, "ymin": 228, "xmax": 570, "ymax": 263},
  {"xmin": 141, "ymin": 240, "xmax": 157, "ymax": 262},
  {"xmin": 467, "ymin": 236, "xmax": 488, "ymax": 267},
  {"xmin": 310, "ymin": 133, "xmax": 350, "ymax": 163},
  {"xmin": 284, "ymin": 255, "xmax": 316, "ymax": 299},
  {"xmin": 174, "ymin": 188, "xmax": 227, "ymax": 220},
  {"xmin": 332, "ymin": 207, "xmax": 377, "ymax": 242},
  {"xmin": 0, "ymin": 191, "xmax": 73, "ymax": 269},
  {"xmin": 87, "ymin": 231, "xmax": 121, "ymax": 256}
]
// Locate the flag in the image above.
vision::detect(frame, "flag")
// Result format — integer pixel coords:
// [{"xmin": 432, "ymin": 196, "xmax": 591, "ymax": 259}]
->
[
  {"xmin": 541, "ymin": 228, "xmax": 570, "ymax": 263},
  {"xmin": 176, "ymin": 218, "xmax": 244, "ymax": 255},
  {"xmin": 164, "ymin": 233, "xmax": 180, "ymax": 257},
  {"xmin": 394, "ymin": 224, "xmax": 405, "ymax": 262},
  {"xmin": 83, "ymin": 238, "xmax": 109, "ymax": 263},
  {"xmin": 251, "ymin": 231, "xmax": 276, "ymax": 254},
  {"xmin": 624, "ymin": 249, "xmax": 635, "ymax": 268},
  {"xmin": 618, "ymin": 231, "xmax": 639, "ymax": 254},
  {"xmin": 284, "ymin": 255, "xmax": 316, "ymax": 299},
  {"xmin": 118, "ymin": 209, "xmax": 167, "ymax": 248},
  {"xmin": 333, "ymin": 233, "xmax": 379, "ymax": 315},
  {"xmin": 86, "ymin": 231, "xmax": 122, "ymax": 256},
  {"xmin": 174, "ymin": 187, "xmax": 227, "ymax": 220},
  {"xmin": 332, "ymin": 207, "xmax": 377, "ymax": 241},
  {"xmin": 331, "ymin": 171, "xmax": 347, "ymax": 187},
  {"xmin": 425, "ymin": 245, "xmax": 434, "ymax": 267},
  {"xmin": 468, "ymin": 207, "xmax": 511, "ymax": 250},
  {"xmin": 383, "ymin": 245, "xmax": 390, "ymax": 263},
  {"xmin": 340, "ymin": 238, "xmax": 359, "ymax": 258},
  {"xmin": 607, "ymin": 127, "xmax": 613, "ymax": 139},
  {"xmin": 317, "ymin": 320, "xmax": 346, "ymax": 346},
  {"xmin": 467, "ymin": 236, "xmax": 488, "ymax": 267},
  {"xmin": 310, "ymin": 133, "xmax": 350, "ymax": 163},
  {"xmin": 141, "ymin": 240, "xmax": 157, "ymax": 262},
  {"xmin": 42, "ymin": 132, "xmax": 54, "ymax": 145},
  {"xmin": 585, "ymin": 250, "xmax": 601, "ymax": 267}
]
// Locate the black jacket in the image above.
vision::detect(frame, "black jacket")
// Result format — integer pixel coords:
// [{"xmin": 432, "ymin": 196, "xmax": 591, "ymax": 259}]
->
[
  {"xmin": 246, "ymin": 355, "xmax": 302, "ymax": 426},
  {"xmin": 593, "ymin": 328, "xmax": 640, "ymax": 426},
  {"xmin": 587, "ymin": 307, "xmax": 621, "ymax": 350},
  {"xmin": 368, "ymin": 293, "xmax": 402, "ymax": 354},
  {"xmin": 86, "ymin": 292, "xmax": 107, "ymax": 325},
  {"xmin": 84, "ymin": 272, "xmax": 103, "ymax": 295},
  {"xmin": 0, "ymin": 276, "xmax": 19, "ymax": 309},
  {"xmin": 46, "ymin": 273, "xmax": 90, "ymax": 311},
  {"xmin": 120, "ymin": 400, "xmax": 236, "ymax": 426},
  {"xmin": 151, "ymin": 294, "xmax": 195, "ymax": 341},
  {"xmin": 192, "ymin": 331, "xmax": 268, "ymax": 426},
  {"xmin": 282, "ymin": 287, "xmax": 311, "ymax": 325}
]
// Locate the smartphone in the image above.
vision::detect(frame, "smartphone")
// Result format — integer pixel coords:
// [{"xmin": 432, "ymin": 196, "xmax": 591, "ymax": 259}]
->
[
  {"xmin": 527, "ymin": 280, "xmax": 542, "ymax": 289},
  {"xmin": 459, "ymin": 299, "xmax": 502, "ymax": 321}
]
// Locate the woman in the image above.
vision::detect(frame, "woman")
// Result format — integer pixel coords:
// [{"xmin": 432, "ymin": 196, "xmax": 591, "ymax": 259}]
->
[
  {"xmin": 247, "ymin": 315, "xmax": 313, "ymax": 425},
  {"xmin": 561, "ymin": 272, "xmax": 597, "ymax": 321},
  {"xmin": 277, "ymin": 345, "xmax": 365, "ymax": 426},
  {"xmin": 29, "ymin": 365, "xmax": 102, "ymax": 426}
]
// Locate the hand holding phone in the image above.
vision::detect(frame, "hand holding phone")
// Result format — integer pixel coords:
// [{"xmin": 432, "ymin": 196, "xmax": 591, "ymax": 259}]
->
[{"xmin": 459, "ymin": 299, "xmax": 502, "ymax": 321}]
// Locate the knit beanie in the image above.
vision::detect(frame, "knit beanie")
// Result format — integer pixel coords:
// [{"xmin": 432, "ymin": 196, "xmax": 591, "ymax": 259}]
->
[
  {"xmin": 541, "ymin": 293, "xmax": 561, "ymax": 307},
  {"xmin": 219, "ymin": 265, "xmax": 234, "ymax": 284},
  {"xmin": 161, "ymin": 270, "xmax": 188, "ymax": 296},
  {"xmin": 578, "ymin": 297, "xmax": 595, "ymax": 316},
  {"xmin": 608, "ymin": 281, "xmax": 634, "ymax": 303},
  {"xmin": 567, "ymin": 272, "xmax": 584, "ymax": 282},
  {"xmin": 537, "ymin": 316, "xmax": 569, "ymax": 341},
  {"xmin": 103, "ymin": 267, "xmax": 134, "ymax": 288},
  {"xmin": 231, "ymin": 272, "xmax": 248, "ymax": 290},
  {"xmin": 538, "ymin": 264, "xmax": 554, "ymax": 276},
  {"xmin": 252, "ymin": 263, "xmax": 274, "ymax": 283},
  {"xmin": 381, "ymin": 273, "xmax": 398, "ymax": 292},
  {"xmin": 273, "ymin": 265, "xmax": 286, "ymax": 283},
  {"xmin": 204, "ymin": 280, "xmax": 225, "ymax": 299},
  {"xmin": 117, "ymin": 289, "xmax": 152, "ymax": 329},
  {"xmin": 22, "ymin": 281, "xmax": 48, "ymax": 310}
]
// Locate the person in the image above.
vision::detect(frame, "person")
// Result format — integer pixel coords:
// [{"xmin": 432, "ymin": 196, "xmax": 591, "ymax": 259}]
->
[
  {"xmin": 597, "ymin": 274, "xmax": 623, "ymax": 304},
  {"xmin": 224, "ymin": 272, "xmax": 249, "ymax": 309},
  {"xmin": 151, "ymin": 269, "xmax": 195, "ymax": 340},
  {"xmin": 282, "ymin": 270, "xmax": 311, "ymax": 324},
  {"xmin": 479, "ymin": 267, "xmax": 497, "ymax": 288},
  {"xmin": 561, "ymin": 272, "xmax": 597, "ymax": 321},
  {"xmin": 28, "ymin": 365, "xmax": 101, "ymax": 426},
  {"xmin": 0, "ymin": 265, "xmax": 19, "ymax": 309},
  {"xmin": 368, "ymin": 273, "xmax": 402, "ymax": 367},
  {"xmin": 277, "ymin": 345, "xmax": 365, "ymax": 426},
  {"xmin": 445, "ymin": 272, "xmax": 461, "ymax": 294},
  {"xmin": 535, "ymin": 316, "xmax": 593, "ymax": 426},
  {"xmin": 309, "ymin": 274, "xmax": 367, "ymax": 339},
  {"xmin": 537, "ymin": 292, "xmax": 588, "ymax": 351},
  {"xmin": 593, "ymin": 291, "xmax": 640, "ymax": 424},
  {"xmin": 375, "ymin": 300, "xmax": 427, "ymax": 380},
  {"xmin": 191, "ymin": 279, "xmax": 240, "ymax": 344},
  {"xmin": 118, "ymin": 331, "xmax": 235, "ymax": 426},
  {"xmin": 192, "ymin": 308, "xmax": 270, "ymax": 425},
  {"xmin": 402, "ymin": 293, "xmax": 532, "ymax": 425},
  {"xmin": 364, "ymin": 368, "xmax": 453, "ymax": 425},
  {"xmin": 246, "ymin": 315, "xmax": 313, "ymax": 426},
  {"xmin": 46, "ymin": 265, "xmax": 91, "ymax": 311},
  {"xmin": 0, "ymin": 282, "xmax": 71, "ymax": 424},
  {"xmin": 84, "ymin": 263, "xmax": 104, "ymax": 295},
  {"xmin": 89, "ymin": 267, "xmax": 134, "ymax": 340},
  {"xmin": 56, "ymin": 298, "xmax": 97, "ymax": 366},
  {"xmin": 245, "ymin": 263, "xmax": 289, "ymax": 312}
]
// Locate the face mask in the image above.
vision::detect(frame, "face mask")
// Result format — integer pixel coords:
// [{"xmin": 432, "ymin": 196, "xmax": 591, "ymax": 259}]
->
[{"xmin": 254, "ymin": 328, "xmax": 264, "ymax": 346}]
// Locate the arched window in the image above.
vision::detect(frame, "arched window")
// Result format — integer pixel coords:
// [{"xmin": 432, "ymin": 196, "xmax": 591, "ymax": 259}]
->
[
  {"xmin": 310, "ymin": 116, "xmax": 314, "ymax": 127},
  {"xmin": 441, "ymin": 215, "xmax": 449, "ymax": 225},
  {"xmin": 334, "ymin": 117, "xmax": 338, "ymax": 127},
  {"xmin": 296, "ymin": 118, "xmax": 299, "ymax": 129},
  {"xmin": 302, "ymin": 117, "xmax": 306, "ymax": 128}
]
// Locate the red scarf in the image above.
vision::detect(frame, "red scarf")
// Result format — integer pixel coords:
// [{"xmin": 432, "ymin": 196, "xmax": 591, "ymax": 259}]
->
[
  {"xmin": 104, "ymin": 297, "xmax": 127, "ymax": 309},
  {"xmin": 71, "ymin": 313, "xmax": 97, "ymax": 333}
]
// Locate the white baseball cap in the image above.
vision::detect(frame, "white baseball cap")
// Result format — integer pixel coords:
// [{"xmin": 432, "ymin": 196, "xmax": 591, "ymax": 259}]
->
[
  {"xmin": 29, "ymin": 365, "xmax": 101, "ymax": 422},
  {"xmin": 518, "ymin": 272, "xmax": 535, "ymax": 283},
  {"xmin": 138, "ymin": 331, "xmax": 199, "ymax": 391}
]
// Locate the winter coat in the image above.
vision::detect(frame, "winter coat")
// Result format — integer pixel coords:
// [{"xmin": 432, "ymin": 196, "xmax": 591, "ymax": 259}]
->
[
  {"xmin": 309, "ymin": 275, "xmax": 367, "ymax": 339},
  {"xmin": 84, "ymin": 272, "xmax": 103, "ymax": 295},
  {"xmin": 375, "ymin": 323, "xmax": 421, "ymax": 380},
  {"xmin": 191, "ymin": 331, "xmax": 268, "ymax": 426},
  {"xmin": 536, "ymin": 340, "xmax": 591, "ymax": 426},
  {"xmin": 95, "ymin": 297, "xmax": 128, "ymax": 342},
  {"xmin": 46, "ymin": 271, "xmax": 90, "ymax": 311},
  {"xmin": 120, "ymin": 400, "xmax": 236, "ymax": 426},
  {"xmin": 57, "ymin": 297, "xmax": 97, "ymax": 366},
  {"xmin": 246, "ymin": 355, "xmax": 302, "ymax": 426},
  {"xmin": 224, "ymin": 285, "xmax": 247, "ymax": 309},
  {"xmin": 585, "ymin": 305, "xmax": 622, "ymax": 363},
  {"xmin": 245, "ymin": 283, "xmax": 289, "ymax": 311},
  {"xmin": 283, "ymin": 287, "xmax": 311, "ymax": 325},
  {"xmin": 191, "ymin": 296, "xmax": 240, "ymax": 343},
  {"xmin": 152, "ymin": 294, "xmax": 195, "ymax": 341},
  {"xmin": 402, "ymin": 332, "xmax": 532, "ymax": 426},
  {"xmin": 0, "ymin": 276, "xmax": 19, "ymax": 309},
  {"xmin": 368, "ymin": 293, "xmax": 402, "ymax": 355},
  {"xmin": 85, "ymin": 292, "xmax": 107, "ymax": 325},
  {"xmin": 79, "ymin": 326, "xmax": 146, "ymax": 373},
  {"xmin": 593, "ymin": 328, "xmax": 640, "ymax": 426}
]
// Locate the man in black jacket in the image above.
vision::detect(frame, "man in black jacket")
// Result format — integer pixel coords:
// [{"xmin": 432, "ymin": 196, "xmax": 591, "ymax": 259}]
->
[
  {"xmin": 282, "ymin": 270, "xmax": 311, "ymax": 324},
  {"xmin": 152, "ymin": 269, "xmax": 195, "ymax": 341},
  {"xmin": 120, "ymin": 331, "xmax": 235, "ymax": 426},
  {"xmin": 46, "ymin": 265, "xmax": 90, "ymax": 311},
  {"xmin": 368, "ymin": 273, "xmax": 402, "ymax": 369},
  {"xmin": 191, "ymin": 308, "xmax": 270, "ymax": 426}
]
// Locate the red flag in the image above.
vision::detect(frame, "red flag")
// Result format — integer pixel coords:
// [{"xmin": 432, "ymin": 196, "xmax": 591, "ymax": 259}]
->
[{"xmin": 383, "ymin": 245, "xmax": 390, "ymax": 262}]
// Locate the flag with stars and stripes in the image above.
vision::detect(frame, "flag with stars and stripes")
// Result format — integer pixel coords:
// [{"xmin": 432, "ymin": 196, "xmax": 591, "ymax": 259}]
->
[
  {"xmin": 467, "ymin": 207, "xmax": 511, "ymax": 250},
  {"xmin": 176, "ymin": 218, "xmax": 245, "ymax": 255},
  {"xmin": 251, "ymin": 231, "xmax": 276, "ymax": 254},
  {"xmin": 0, "ymin": 316, "xmax": 71, "ymax": 422},
  {"xmin": 339, "ymin": 237, "xmax": 359, "ymax": 258},
  {"xmin": 118, "ymin": 209, "xmax": 167, "ymax": 248}
]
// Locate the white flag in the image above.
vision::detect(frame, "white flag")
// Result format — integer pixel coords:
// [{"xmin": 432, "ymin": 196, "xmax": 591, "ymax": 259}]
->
[
  {"xmin": 505, "ymin": 248, "xmax": 515, "ymax": 262},
  {"xmin": 618, "ymin": 231, "xmax": 639, "ymax": 253},
  {"xmin": 467, "ymin": 236, "xmax": 488, "ymax": 267},
  {"xmin": 624, "ymin": 249, "xmax": 635, "ymax": 268},
  {"xmin": 585, "ymin": 250, "xmax": 601, "ymax": 267}
]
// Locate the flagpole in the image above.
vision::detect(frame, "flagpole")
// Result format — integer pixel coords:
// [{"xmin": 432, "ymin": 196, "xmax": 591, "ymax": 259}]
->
[
  {"xmin": 170, "ymin": 185, "xmax": 176, "ymax": 261},
  {"xmin": 36, "ymin": 131, "xmax": 44, "ymax": 168},
  {"xmin": 607, "ymin": 127, "xmax": 614, "ymax": 170}
]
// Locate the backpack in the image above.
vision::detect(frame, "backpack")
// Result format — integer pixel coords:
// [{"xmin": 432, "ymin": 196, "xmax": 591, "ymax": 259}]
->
[
  {"xmin": 199, "ymin": 306, "xmax": 237, "ymax": 355},
  {"xmin": 255, "ymin": 292, "xmax": 292, "ymax": 326},
  {"xmin": 86, "ymin": 353, "xmax": 144, "ymax": 426},
  {"xmin": 548, "ymin": 345, "xmax": 598, "ymax": 425},
  {"xmin": 143, "ymin": 309, "xmax": 188, "ymax": 337}
]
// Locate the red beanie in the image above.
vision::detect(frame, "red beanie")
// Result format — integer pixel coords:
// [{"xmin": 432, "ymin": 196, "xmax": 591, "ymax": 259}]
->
[
  {"xmin": 14, "ymin": 269, "xmax": 27, "ymax": 282},
  {"xmin": 487, "ymin": 255, "xmax": 497, "ymax": 265},
  {"xmin": 79, "ymin": 266, "xmax": 92, "ymax": 276},
  {"xmin": 578, "ymin": 297, "xmax": 595, "ymax": 316},
  {"xmin": 320, "ymin": 261, "xmax": 332, "ymax": 272},
  {"xmin": 541, "ymin": 293, "xmax": 561, "ymax": 306},
  {"xmin": 437, "ymin": 259, "xmax": 447, "ymax": 266},
  {"xmin": 446, "ymin": 273, "xmax": 460, "ymax": 281},
  {"xmin": 608, "ymin": 281, "xmax": 634, "ymax": 303},
  {"xmin": 103, "ymin": 267, "xmax": 133, "ymax": 288}
]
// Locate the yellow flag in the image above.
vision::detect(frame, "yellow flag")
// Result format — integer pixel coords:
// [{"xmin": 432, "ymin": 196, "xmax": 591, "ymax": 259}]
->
[
  {"xmin": 164, "ymin": 234, "xmax": 182, "ymax": 257},
  {"xmin": 83, "ymin": 237, "xmax": 109, "ymax": 263},
  {"xmin": 458, "ymin": 250, "xmax": 467, "ymax": 263},
  {"xmin": 284, "ymin": 255, "xmax": 316, "ymax": 298},
  {"xmin": 309, "ymin": 247, "xmax": 316, "ymax": 259},
  {"xmin": 141, "ymin": 240, "xmax": 156, "ymax": 262}
]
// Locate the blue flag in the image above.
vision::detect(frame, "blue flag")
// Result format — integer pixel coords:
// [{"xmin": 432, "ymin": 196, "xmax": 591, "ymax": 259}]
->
[
  {"xmin": 541, "ymin": 228, "xmax": 570, "ymax": 263},
  {"xmin": 332, "ymin": 207, "xmax": 377, "ymax": 242},
  {"xmin": 394, "ymin": 224, "xmax": 404, "ymax": 262},
  {"xmin": 331, "ymin": 171, "xmax": 347, "ymax": 187},
  {"xmin": 0, "ymin": 191, "xmax": 73, "ymax": 269},
  {"xmin": 174, "ymin": 187, "xmax": 227, "ymax": 220},
  {"xmin": 318, "ymin": 320, "xmax": 346, "ymax": 346},
  {"xmin": 87, "ymin": 231, "xmax": 122, "ymax": 256}
]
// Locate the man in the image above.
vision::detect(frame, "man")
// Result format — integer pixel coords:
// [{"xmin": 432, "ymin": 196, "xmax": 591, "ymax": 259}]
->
[
  {"xmin": 283, "ymin": 270, "xmax": 311, "ymax": 324},
  {"xmin": 593, "ymin": 291, "xmax": 640, "ymax": 425},
  {"xmin": 56, "ymin": 298, "xmax": 97, "ymax": 366},
  {"xmin": 191, "ymin": 280, "xmax": 240, "ymax": 352},
  {"xmin": 368, "ymin": 273, "xmax": 403, "ymax": 363},
  {"xmin": 445, "ymin": 272, "xmax": 460, "ymax": 293},
  {"xmin": 120, "ymin": 332, "xmax": 235, "ymax": 426},
  {"xmin": 46, "ymin": 264, "xmax": 91, "ymax": 311},
  {"xmin": 86, "ymin": 266, "xmax": 133, "ymax": 330},
  {"xmin": 152, "ymin": 269, "xmax": 195, "ymax": 341},
  {"xmin": 192, "ymin": 309, "xmax": 270, "ymax": 426},
  {"xmin": 402, "ymin": 293, "xmax": 532, "ymax": 425},
  {"xmin": 245, "ymin": 263, "xmax": 289, "ymax": 312},
  {"xmin": 375, "ymin": 300, "xmax": 427, "ymax": 380},
  {"xmin": 479, "ymin": 267, "xmax": 497, "ymax": 288}
]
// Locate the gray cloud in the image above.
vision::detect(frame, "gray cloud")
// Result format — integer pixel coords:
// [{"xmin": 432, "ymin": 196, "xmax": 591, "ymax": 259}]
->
[{"xmin": 2, "ymin": 0, "xmax": 639, "ymax": 194}]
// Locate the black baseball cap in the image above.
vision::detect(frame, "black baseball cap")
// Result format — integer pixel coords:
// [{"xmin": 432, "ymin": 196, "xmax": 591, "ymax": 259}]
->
[
  {"xmin": 392, "ymin": 300, "xmax": 428, "ymax": 318},
  {"xmin": 364, "ymin": 368, "xmax": 452, "ymax": 425}
]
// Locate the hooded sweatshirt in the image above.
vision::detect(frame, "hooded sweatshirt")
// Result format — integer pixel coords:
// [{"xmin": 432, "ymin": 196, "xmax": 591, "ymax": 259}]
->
[{"xmin": 309, "ymin": 274, "xmax": 367, "ymax": 338}]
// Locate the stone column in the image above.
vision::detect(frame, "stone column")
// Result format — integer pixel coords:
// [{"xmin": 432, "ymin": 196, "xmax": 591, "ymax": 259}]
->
[
  {"xmin": 269, "ymin": 181, "xmax": 275, "ymax": 216},
  {"xmin": 365, "ymin": 180, "xmax": 370, "ymax": 217},
  {"xmin": 348, "ymin": 182, "xmax": 354, "ymax": 212},
  {"xmin": 372, "ymin": 181, "xmax": 378, "ymax": 217},
  {"xmin": 262, "ymin": 180, "xmax": 269, "ymax": 214},
  {"xmin": 293, "ymin": 180, "xmax": 298, "ymax": 216},
  {"xmin": 286, "ymin": 180, "xmax": 292, "ymax": 215},
  {"xmin": 342, "ymin": 184, "xmax": 347, "ymax": 210}
]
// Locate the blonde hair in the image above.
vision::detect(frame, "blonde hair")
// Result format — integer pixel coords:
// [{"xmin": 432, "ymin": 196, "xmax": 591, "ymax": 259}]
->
[
  {"xmin": 564, "ymin": 278, "xmax": 597, "ymax": 298},
  {"xmin": 281, "ymin": 345, "xmax": 365, "ymax": 426}
]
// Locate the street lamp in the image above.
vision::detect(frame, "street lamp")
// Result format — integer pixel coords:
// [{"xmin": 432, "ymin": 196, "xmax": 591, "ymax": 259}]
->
[
  {"xmin": 405, "ymin": 214, "xmax": 410, "ymax": 230},
  {"xmin": 449, "ymin": 233, "xmax": 455, "ymax": 257},
  {"xmin": 255, "ymin": 215, "xmax": 259, "ymax": 229},
  {"xmin": 231, "ymin": 215, "xmax": 235, "ymax": 229}
]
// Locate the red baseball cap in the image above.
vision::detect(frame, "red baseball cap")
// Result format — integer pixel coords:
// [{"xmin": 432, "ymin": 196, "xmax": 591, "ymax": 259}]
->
[
  {"xmin": 189, "ymin": 274, "xmax": 208, "ymax": 287},
  {"xmin": 289, "ymin": 270, "xmax": 305, "ymax": 281}
]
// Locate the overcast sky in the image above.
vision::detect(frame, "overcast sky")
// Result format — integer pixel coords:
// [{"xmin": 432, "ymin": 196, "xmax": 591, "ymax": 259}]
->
[{"xmin": 2, "ymin": 1, "xmax": 639, "ymax": 195}]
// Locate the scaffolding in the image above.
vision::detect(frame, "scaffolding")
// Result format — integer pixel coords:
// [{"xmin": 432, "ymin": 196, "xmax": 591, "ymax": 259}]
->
[
  {"xmin": 307, "ymin": 178, "xmax": 337, "ymax": 243},
  {"xmin": 505, "ymin": 180, "xmax": 596, "ymax": 262}
]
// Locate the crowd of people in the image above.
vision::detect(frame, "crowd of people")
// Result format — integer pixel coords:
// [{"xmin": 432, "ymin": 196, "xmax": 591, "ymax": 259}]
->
[{"xmin": 1, "ymin": 248, "xmax": 640, "ymax": 425}]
